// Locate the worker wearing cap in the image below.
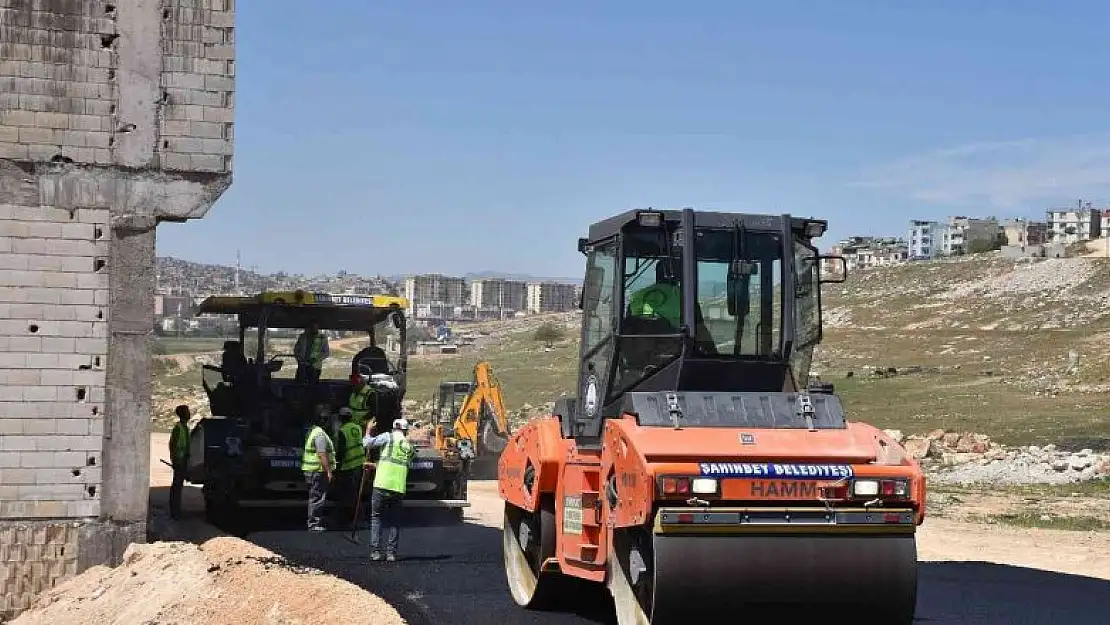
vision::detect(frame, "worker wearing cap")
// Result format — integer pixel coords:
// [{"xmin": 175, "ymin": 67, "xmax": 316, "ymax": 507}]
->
[
  {"xmin": 301, "ymin": 408, "xmax": 336, "ymax": 531},
  {"xmin": 294, "ymin": 321, "xmax": 330, "ymax": 384},
  {"xmin": 168, "ymin": 405, "xmax": 191, "ymax": 520},
  {"xmin": 627, "ymin": 257, "xmax": 682, "ymax": 329},
  {"xmin": 347, "ymin": 373, "xmax": 375, "ymax": 433},
  {"xmin": 362, "ymin": 418, "xmax": 415, "ymax": 561},
  {"xmin": 333, "ymin": 406, "xmax": 366, "ymax": 529}
]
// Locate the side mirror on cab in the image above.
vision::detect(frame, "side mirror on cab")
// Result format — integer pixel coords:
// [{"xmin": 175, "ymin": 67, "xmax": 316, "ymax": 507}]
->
[{"xmin": 817, "ymin": 255, "xmax": 847, "ymax": 284}]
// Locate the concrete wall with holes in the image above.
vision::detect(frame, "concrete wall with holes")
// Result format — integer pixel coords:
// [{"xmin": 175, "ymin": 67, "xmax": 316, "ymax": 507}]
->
[{"xmin": 0, "ymin": 0, "xmax": 234, "ymax": 618}]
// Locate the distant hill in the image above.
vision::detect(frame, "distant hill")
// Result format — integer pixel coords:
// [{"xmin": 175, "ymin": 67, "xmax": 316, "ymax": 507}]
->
[
  {"xmin": 156, "ymin": 256, "xmax": 398, "ymax": 295},
  {"xmin": 156, "ymin": 256, "xmax": 580, "ymax": 295}
]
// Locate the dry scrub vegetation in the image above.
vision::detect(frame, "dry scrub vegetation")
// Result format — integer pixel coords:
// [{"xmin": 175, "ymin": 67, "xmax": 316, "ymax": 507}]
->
[{"xmin": 817, "ymin": 253, "xmax": 1110, "ymax": 448}]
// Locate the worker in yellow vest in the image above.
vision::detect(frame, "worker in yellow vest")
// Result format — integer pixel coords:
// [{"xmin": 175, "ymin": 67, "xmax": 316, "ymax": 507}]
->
[
  {"xmin": 362, "ymin": 418, "xmax": 415, "ymax": 561},
  {"xmin": 627, "ymin": 257, "xmax": 682, "ymax": 329},
  {"xmin": 294, "ymin": 322, "xmax": 330, "ymax": 384},
  {"xmin": 168, "ymin": 405, "xmax": 191, "ymax": 520},
  {"xmin": 347, "ymin": 373, "xmax": 375, "ymax": 433},
  {"xmin": 301, "ymin": 411, "xmax": 336, "ymax": 531},
  {"xmin": 334, "ymin": 407, "xmax": 366, "ymax": 529}
]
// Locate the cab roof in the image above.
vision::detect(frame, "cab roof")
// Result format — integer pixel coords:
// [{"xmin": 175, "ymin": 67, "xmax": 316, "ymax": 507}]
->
[
  {"xmin": 195, "ymin": 291, "xmax": 408, "ymax": 331},
  {"xmin": 585, "ymin": 209, "xmax": 824, "ymax": 244}
]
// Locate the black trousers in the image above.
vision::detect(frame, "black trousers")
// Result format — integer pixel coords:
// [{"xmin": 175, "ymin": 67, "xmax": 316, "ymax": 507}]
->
[
  {"xmin": 296, "ymin": 363, "xmax": 321, "ymax": 383},
  {"xmin": 333, "ymin": 468, "xmax": 364, "ymax": 526},
  {"xmin": 169, "ymin": 462, "xmax": 186, "ymax": 519}
]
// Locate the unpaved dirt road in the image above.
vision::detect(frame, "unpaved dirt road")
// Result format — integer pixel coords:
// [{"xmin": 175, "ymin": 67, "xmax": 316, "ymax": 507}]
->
[{"xmin": 150, "ymin": 434, "xmax": 1110, "ymax": 624}]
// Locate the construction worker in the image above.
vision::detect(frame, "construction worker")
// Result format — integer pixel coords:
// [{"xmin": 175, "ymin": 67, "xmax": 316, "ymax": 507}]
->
[
  {"xmin": 627, "ymin": 257, "xmax": 682, "ymax": 329},
  {"xmin": 362, "ymin": 418, "xmax": 415, "ymax": 561},
  {"xmin": 168, "ymin": 405, "xmax": 191, "ymax": 520},
  {"xmin": 347, "ymin": 373, "xmax": 375, "ymax": 433},
  {"xmin": 301, "ymin": 409, "xmax": 336, "ymax": 531},
  {"xmin": 333, "ymin": 406, "xmax": 366, "ymax": 529},
  {"xmin": 294, "ymin": 321, "xmax": 330, "ymax": 384}
]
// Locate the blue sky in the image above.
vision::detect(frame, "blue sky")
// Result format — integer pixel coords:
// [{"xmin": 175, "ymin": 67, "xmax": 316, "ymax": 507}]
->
[{"xmin": 157, "ymin": 0, "xmax": 1110, "ymax": 278}]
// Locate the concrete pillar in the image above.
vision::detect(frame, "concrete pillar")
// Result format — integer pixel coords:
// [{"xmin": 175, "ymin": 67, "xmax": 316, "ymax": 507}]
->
[{"xmin": 0, "ymin": 0, "xmax": 235, "ymax": 618}]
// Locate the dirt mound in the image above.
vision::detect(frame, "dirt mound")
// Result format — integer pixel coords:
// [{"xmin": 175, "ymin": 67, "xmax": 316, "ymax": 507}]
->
[{"xmin": 11, "ymin": 536, "xmax": 404, "ymax": 625}]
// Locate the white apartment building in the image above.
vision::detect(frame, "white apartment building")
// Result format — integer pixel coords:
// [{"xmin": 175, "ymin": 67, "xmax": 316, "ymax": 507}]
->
[
  {"xmin": 1047, "ymin": 204, "xmax": 1101, "ymax": 243},
  {"xmin": 844, "ymin": 246, "xmax": 908, "ymax": 271},
  {"xmin": 908, "ymin": 220, "xmax": 939, "ymax": 259},
  {"xmin": 932, "ymin": 216, "xmax": 998, "ymax": 255},
  {"xmin": 827, "ymin": 237, "xmax": 908, "ymax": 274}
]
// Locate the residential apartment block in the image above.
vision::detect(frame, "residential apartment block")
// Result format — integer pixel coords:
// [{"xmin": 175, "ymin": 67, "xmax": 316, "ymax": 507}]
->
[
  {"xmin": 405, "ymin": 274, "xmax": 578, "ymax": 319},
  {"xmin": 942, "ymin": 216, "xmax": 999, "ymax": 255},
  {"xmin": 527, "ymin": 281, "xmax": 579, "ymax": 313},
  {"xmin": 824, "ymin": 236, "xmax": 908, "ymax": 275},
  {"xmin": 1047, "ymin": 204, "xmax": 1102, "ymax": 243},
  {"xmin": 908, "ymin": 220, "xmax": 941, "ymax": 259},
  {"xmin": 1001, "ymin": 218, "xmax": 1048, "ymax": 247},
  {"xmin": 906, "ymin": 216, "xmax": 1001, "ymax": 257}
]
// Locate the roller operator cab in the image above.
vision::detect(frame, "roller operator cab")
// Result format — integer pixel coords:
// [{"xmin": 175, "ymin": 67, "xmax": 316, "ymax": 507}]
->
[{"xmin": 497, "ymin": 209, "xmax": 926, "ymax": 625}]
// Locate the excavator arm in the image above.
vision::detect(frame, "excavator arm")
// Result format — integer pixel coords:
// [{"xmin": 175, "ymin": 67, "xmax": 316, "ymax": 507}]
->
[{"xmin": 454, "ymin": 361, "xmax": 510, "ymax": 456}]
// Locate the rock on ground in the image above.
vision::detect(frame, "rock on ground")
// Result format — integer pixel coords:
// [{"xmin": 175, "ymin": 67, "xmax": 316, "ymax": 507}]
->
[
  {"xmin": 896, "ymin": 429, "xmax": 1110, "ymax": 486},
  {"xmin": 10, "ymin": 536, "xmax": 404, "ymax": 625}
]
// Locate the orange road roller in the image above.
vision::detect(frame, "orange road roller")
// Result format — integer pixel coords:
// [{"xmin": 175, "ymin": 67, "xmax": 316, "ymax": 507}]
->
[{"xmin": 498, "ymin": 208, "xmax": 925, "ymax": 624}]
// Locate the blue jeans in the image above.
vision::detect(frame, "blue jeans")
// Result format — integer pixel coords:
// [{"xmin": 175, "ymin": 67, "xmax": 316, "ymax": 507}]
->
[
  {"xmin": 370, "ymin": 487, "xmax": 403, "ymax": 554},
  {"xmin": 306, "ymin": 471, "xmax": 328, "ymax": 528}
]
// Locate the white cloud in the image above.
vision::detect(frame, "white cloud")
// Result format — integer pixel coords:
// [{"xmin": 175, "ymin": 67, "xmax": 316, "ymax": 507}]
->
[{"xmin": 851, "ymin": 134, "xmax": 1110, "ymax": 208}]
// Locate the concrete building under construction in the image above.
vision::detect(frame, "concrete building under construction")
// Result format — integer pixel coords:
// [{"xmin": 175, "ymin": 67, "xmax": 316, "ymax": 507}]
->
[
  {"xmin": 470, "ymin": 278, "xmax": 527, "ymax": 312},
  {"xmin": 526, "ymin": 281, "xmax": 578, "ymax": 313},
  {"xmin": 404, "ymin": 274, "xmax": 468, "ymax": 316}
]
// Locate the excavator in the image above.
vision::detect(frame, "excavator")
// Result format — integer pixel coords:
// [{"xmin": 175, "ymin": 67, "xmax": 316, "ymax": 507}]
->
[
  {"xmin": 432, "ymin": 361, "xmax": 511, "ymax": 479},
  {"xmin": 498, "ymin": 208, "xmax": 925, "ymax": 624}
]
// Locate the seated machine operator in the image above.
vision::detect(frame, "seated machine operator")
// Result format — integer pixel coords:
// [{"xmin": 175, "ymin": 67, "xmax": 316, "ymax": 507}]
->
[{"xmin": 626, "ymin": 257, "xmax": 682, "ymax": 330}]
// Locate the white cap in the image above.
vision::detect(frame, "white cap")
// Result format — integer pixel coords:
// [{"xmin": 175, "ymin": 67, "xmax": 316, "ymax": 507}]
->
[{"xmin": 393, "ymin": 418, "xmax": 409, "ymax": 431}]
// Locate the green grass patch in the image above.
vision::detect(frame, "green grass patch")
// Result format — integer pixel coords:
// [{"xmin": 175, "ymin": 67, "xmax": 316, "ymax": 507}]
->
[
  {"xmin": 978, "ymin": 511, "xmax": 1110, "ymax": 531},
  {"xmin": 832, "ymin": 371, "xmax": 1110, "ymax": 446}
]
